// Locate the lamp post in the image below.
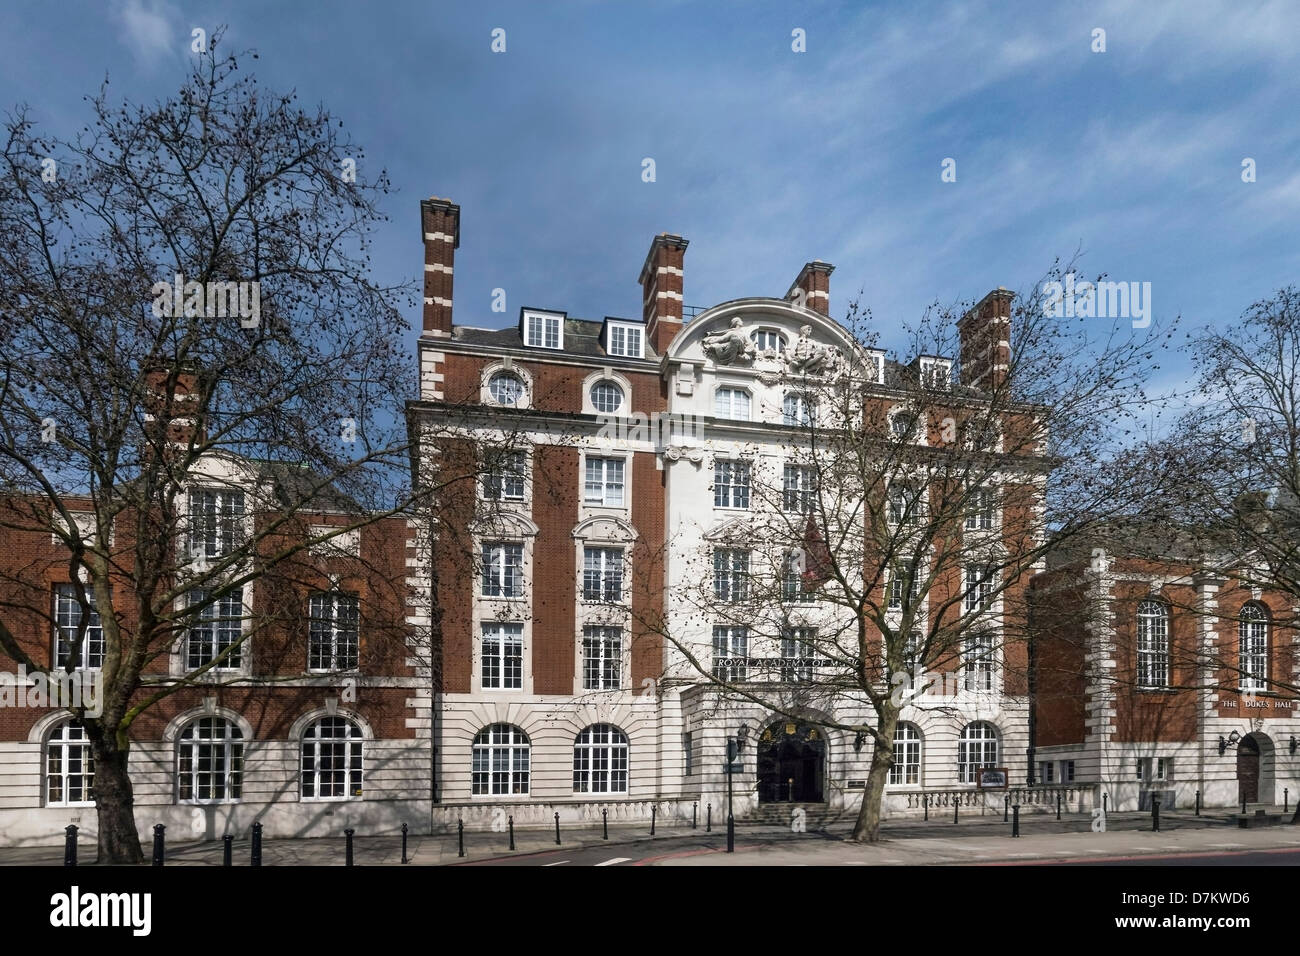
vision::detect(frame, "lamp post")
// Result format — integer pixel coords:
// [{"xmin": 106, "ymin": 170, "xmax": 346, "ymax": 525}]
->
[{"xmin": 726, "ymin": 726, "xmax": 748, "ymax": 854}]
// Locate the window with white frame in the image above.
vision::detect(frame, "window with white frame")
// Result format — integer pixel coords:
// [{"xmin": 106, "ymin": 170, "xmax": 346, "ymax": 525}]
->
[
  {"xmin": 1062, "ymin": 760, "xmax": 1076, "ymax": 783},
  {"xmin": 889, "ymin": 559, "xmax": 921, "ymax": 611},
  {"xmin": 582, "ymin": 547, "xmax": 624, "ymax": 602},
  {"xmin": 573, "ymin": 724, "xmax": 629, "ymax": 794},
  {"xmin": 752, "ymin": 329, "xmax": 785, "ymax": 353},
  {"xmin": 300, "ymin": 715, "xmax": 363, "ymax": 799},
  {"xmin": 783, "ymin": 392, "xmax": 816, "ymax": 427},
  {"xmin": 308, "ymin": 591, "xmax": 360, "ymax": 671},
  {"xmin": 890, "ymin": 409, "xmax": 919, "ymax": 441},
  {"xmin": 714, "ymin": 387, "xmax": 752, "ymax": 420},
  {"xmin": 481, "ymin": 542, "xmax": 524, "ymax": 598},
  {"xmin": 584, "ymin": 456, "xmax": 625, "ymax": 506},
  {"xmin": 712, "ymin": 625, "xmax": 748, "ymax": 681},
  {"xmin": 963, "ymin": 629, "xmax": 995, "ymax": 691},
  {"xmin": 1239, "ymin": 602, "xmax": 1269, "ymax": 692},
  {"xmin": 188, "ymin": 488, "xmax": 244, "ymax": 560},
  {"xmin": 524, "ymin": 312, "xmax": 562, "ymax": 349},
  {"xmin": 963, "ymin": 565, "xmax": 994, "ymax": 613},
  {"xmin": 582, "ymin": 626, "xmax": 623, "ymax": 690},
  {"xmin": 482, "ymin": 449, "xmax": 527, "ymax": 502},
  {"xmin": 780, "ymin": 627, "xmax": 816, "ymax": 682},
  {"xmin": 888, "ymin": 482, "xmax": 925, "ymax": 526},
  {"xmin": 472, "ymin": 724, "xmax": 530, "ymax": 795},
  {"xmin": 1155, "ymin": 757, "xmax": 1171, "ymax": 781},
  {"xmin": 487, "ymin": 370, "xmax": 525, "ymax": 405},
  {"xmin": 958, "ymin": 721, "xmax": 999, "ymax": 784},
  {"xmin": 783, "ymin": 464, "xmax": 817, "ymax": 513},
  {"xmin": 713, "ymin": 460, "xmax": 751, "ymax": 508},
  {"xmin": 890, "ymin": 723, "xmax": 921, "ymax": 785},
  {"xmin": 590, "ymin": 380, "xmax": 624, "ymax": 414},
  {"xmin": 186, "ymin": 587, "xmax": 244, "ymax": 670},
  {"xmin": 178, "ymin": 717, "xmax": 243, "ymax": 802},
  {"xmin": 1039, "ymin": 760, "xmax": 1055, "ymax": 783},
  {"xmin": 606, "ymin": 324, "xmax": 644, "ymax": 358},
  {"xmin": 713, "ymin": 548, "xmax": 750, "ymax": 602},
  {"xmin": 1136, "ymin": 600, "xmax": 1169, "ymax": 688},
  {"xmin": 482, "ymin": 622, "xmax": 524, "ymax": 690},
  {"xmin": 46, "ymin": 720, "xmax": 94, "ymax": 806},
  {"xmin": 1136, "ymin": 758, "xmax": 1145, "ymax": 781},
  {"xmin": 965, "ymin": 485, "xmax": 995, "ymax": 531},
  {"xmin": 781, "ymin": 550, "xmax": 817, "ymax": 603},
  {"xmin": 53, "ymin": 583, "xmax": 105, "ymax": 669}
]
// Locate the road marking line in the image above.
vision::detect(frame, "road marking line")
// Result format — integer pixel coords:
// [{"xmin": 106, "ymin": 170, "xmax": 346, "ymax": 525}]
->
[
  {"xmin": 1207, "ymin": 843, "xmax": 1246, "ymax": 848},
  {"xmin": 595, "ymin": 857, "xmax": 631, "ymax": 867},
  {"xmin": 543, "ymin": 861, "xmax": 569, "ymax": 866}
]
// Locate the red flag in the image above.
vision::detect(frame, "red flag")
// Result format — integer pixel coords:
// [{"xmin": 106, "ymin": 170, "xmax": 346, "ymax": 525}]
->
[{"xmin": 801, "ymin": 514, "xmax": 833, "ymax": 589}]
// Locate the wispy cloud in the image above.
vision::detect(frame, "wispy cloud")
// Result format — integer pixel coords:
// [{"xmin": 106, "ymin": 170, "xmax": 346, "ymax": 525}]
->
[{"xmin": 113, "ymin": 0, "xmax": 179, "ymax": 64}]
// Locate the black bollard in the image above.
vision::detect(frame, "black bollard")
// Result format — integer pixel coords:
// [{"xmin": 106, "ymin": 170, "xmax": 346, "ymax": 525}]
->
[
  {"xmin": 923, "ymin": 794, "xmax": 928, "ymax": 822},
  {"xmin": 651, "ymin": 806, "xmax": 656, "ymax": 836},
  {"xmin": 1056, "ymin": 791, "xmax": 1062, "ymax": 821},
  {"xmin": 1004, "ymin": 794, "xmax": 1009, "ymax": 822},
  {"xmin": 251, "ymin": 822, "xmax": 263, "ymax": 867},
  {"xmin": 953, "ymin": 796, "xmax": 959, "ymax": 824},
  {"xmin": 1286, "ymin": 789, "xmax": 1290, "ymax": 815},
  {"xmin": 401, "ymin": 822, "xmax": 409, "ymax": 864},
  {"xmin": 345, "ymin": 828, "xmax": 355, "ymax": 866},
  {"xmin": 457, "ymin": 818, "xmax": 465, "ymax": 858},
  {"xmin": 152, "ymin": 824, "xmax": 165, "ymax": 866},
  {"xmin": 692, "ymin": 801, "xmax": 697, "ymax": 829},
  {"xmin": 1152, "ymin": 795, "xmax": 1160, "ymax": 833},
  {"xmin": 1012, "ymin": 804, "xmax": 1020, "ymax": 837},
  {"xmin": 508, "ymin": 815, "xmax": 515, "ymax": 851},
  {"xmin": 63, "ymin": 825, "xmax": 77, "ymax": 867},
  {"xmin": 555, "ymin": 812, "xmax": 562, "ymax": 845},
  {"xmin": 222, "ymin": 834, "xmax": 233, "ymax": 867},
  {"xmin": 602, "ymin": 808, "xmax": 608, "ymax": 840},
  {"xmin": 706, "ymin": 803, "xmax": 712, "ymax": 832},
  {"xmin": 1242, "ymin": 797, "xmax": 1247, "ymax": 815},
  {"xmin": 1196, "ymin": 789, "xmax": 1201, "ymax": 816},
  {"xmin": 1102, "ymin": 792, "xmax": 1108, "ymax": 814}
]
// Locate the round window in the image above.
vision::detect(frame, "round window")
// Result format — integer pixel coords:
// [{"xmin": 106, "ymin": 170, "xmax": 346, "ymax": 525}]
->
[
  {"xmin": 591, "ymin": 381, "xmax": 624, "ymax": 414},
  {"xmin": 488, "ymin": 371, "xmax": 524, "ymax": 405}
]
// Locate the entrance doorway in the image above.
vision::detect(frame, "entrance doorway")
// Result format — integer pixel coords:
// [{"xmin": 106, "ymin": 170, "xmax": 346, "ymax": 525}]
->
[
  {"xmin": 1237, "ymin": 736, "xmax": 1260, "ymax": 804},
  {"xmin": 757, "ymin": 720, "xmax": 825, "ymax": 803}
]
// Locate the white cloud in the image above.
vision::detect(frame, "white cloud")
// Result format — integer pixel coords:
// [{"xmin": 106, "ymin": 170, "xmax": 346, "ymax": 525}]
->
[{"xmin": 114, "ymin": 0, "xmax": 178, "ymax": 63}]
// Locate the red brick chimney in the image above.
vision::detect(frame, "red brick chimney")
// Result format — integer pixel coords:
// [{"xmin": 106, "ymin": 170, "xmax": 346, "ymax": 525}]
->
[
  {"xmin": 421, "ymin": 197, "xmax": 460, "ymax": 337},
  {"xmin": 959, "ymin": 288, "xmax": 1013, "ymax": 391},
  {"xmin": 143, "ymin": 365, "xmax": 205, "ymax": 449},
  {"xmin": 638, "ymin": 233, "xmax": 688, "ymax": 354},
  {"xmin": 787, "ymin": 261, "xmax": 834, "ymax": 316}
]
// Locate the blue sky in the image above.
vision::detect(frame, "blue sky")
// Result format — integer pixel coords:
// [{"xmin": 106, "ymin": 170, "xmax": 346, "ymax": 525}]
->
[{"xmin": 3, "ymin": 0, "xmax": 1298, "ymax": 399}]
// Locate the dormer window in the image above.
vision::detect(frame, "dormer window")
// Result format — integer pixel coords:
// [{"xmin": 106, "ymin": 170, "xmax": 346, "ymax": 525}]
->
[
  {"xmin": 917, "ymin": 357, "xmax": 951, "ymax": 389},
  {"xmin": 523, "ymin": 311, "xmax": 563, "ymax": 350},
  {"xmin": 605, "ymin": 322, "xmax": 644, "ymax": 359},
  {"xmin": 752, "ymin": 329, "xmax": 786, "ymax": 353}
]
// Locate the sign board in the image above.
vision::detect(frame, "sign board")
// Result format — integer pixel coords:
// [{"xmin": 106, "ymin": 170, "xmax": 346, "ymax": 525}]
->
[{"xmin": 976, "ymin": 768, "xmax": 1009, "ymax": 790}]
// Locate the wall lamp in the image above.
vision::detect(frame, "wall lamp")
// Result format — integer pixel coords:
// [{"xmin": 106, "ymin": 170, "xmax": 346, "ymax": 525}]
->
[
  {"xmin": 1218, "ymin": 731, "xmax": 1242, "ymax": 756},
  {"xmin": 854, "ymin": 731, "xmax": 866, "ymax": 752}
]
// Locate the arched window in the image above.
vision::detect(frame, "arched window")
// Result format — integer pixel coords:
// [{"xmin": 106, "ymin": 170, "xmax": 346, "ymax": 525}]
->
[
  {"xmin": 301, "ymin": 716, "xmax": 364, "ymax": 800},
  {"xmin": 472, "ymin": 724, "xmax": 530, "ymax": 795},
  {"xmin": 488, "ymin": 370, "xmax": 525, "ymax": 405},
  {"xmin": 752, "ymin": 329, "xmax": 786, "ymax": 353},
  {"xmin": 1239, "ymin": 603, "xmax": 1269, "ymax": 692},
  {"xmin": 573, "ymin": 723, "xmax": 629, "ymax": 794},
  {"xmin": 178, "ymin": 717, "xmax": 243, "ymax": 802},
  {"xmin": 958, "ymin": 722, "xmax": 998, "ymax": 783},
  {"xmin": 590, "ymin": 380, "xmax": 624, "ymax": 414},
  {"xmin": 1137, "ymin": 600, "xmax": 1169, "ymax": 688},
  {"xmin": 890, "ymin": 723, "xmax": 922, "ymax": 785},
  {"xmin": 46, "ymin": 720, "xmax": 94, "ymax": 807}
]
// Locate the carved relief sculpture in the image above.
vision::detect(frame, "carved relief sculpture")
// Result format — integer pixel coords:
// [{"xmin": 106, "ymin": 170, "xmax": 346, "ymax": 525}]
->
[{"xmin": 701, "ymin": 317, "xmax": 756, "ymax": 365}]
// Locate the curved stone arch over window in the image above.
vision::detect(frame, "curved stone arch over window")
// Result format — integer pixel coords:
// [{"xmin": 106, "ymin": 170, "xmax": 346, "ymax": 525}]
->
[
  {"xmin": 1238, "ymin": 601, "xmax": 1270, "ymax": 692},
  {"xmin": 573, "ymin": 723, "xmax": 630, "ymax": 794},
  {"xmin": 1136, "ymin": 599, "xmax": 1170, "ymax": 689},
  {"xmin": 471, "ymin": 723, "xmax": 531, "ymax": 796},
  {"xmin": 890, "ymin": 722, "xmax": 923, "ymax": 786},
  {"xmin": 298, "ymin": 713, "xmax": 368, "ymax": 801},
  {"xmin": 957, "ymin": 721, "xmax": 999, "ymax": 784},
  {"xmin": 177, "ymin": 716, "xmax": 244, "ymax": 803},
  {"xmin": 481, "ymin": 361, "xmax": 533, "ymax": 409},
  {"xmin": 45, "ymin": 719, "xmax": 94, "ymax": 807},
  {"xmin": 581, "ymin": 368, "xmax": 635, "ymax": 417}
]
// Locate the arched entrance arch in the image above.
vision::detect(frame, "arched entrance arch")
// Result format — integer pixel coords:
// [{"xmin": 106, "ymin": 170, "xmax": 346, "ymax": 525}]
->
[
  {"xmin": 756, "ymin": 720, "xmax": 826, "ymax": 803},
  {"xmin": 1236, "ymin": 732, "xmax": 1275, "ymax": 805}
]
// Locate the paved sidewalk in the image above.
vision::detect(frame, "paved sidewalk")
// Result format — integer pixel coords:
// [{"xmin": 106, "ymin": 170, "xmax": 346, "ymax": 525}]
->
[{"xmin": 1, "ymin": 808, "xmax": 1292, "ymax": 866}]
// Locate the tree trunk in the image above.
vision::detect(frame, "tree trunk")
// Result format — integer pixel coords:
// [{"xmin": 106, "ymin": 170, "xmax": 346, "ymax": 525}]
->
[
  {"xmin": 93, "ymin": 743, "xmax": 144, "ymax": 864},
  {"xmin": 850, "ymin": 711, "xmax": 898, "ymax": 843}
]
